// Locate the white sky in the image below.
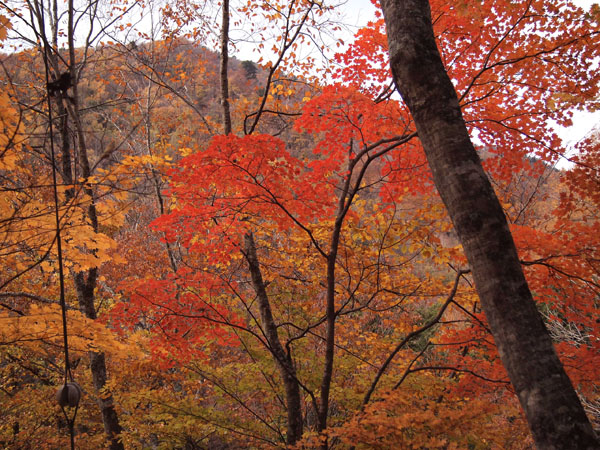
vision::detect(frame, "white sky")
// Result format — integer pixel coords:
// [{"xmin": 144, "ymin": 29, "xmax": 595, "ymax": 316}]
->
[{"xmin": 340, "ymin": 0, "xmax": 377, "ymax": 28}]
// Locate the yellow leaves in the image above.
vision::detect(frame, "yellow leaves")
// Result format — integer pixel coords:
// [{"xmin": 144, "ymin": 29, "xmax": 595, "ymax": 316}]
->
[
  {"xmin": 0, "ymin": 303, "xmax": 139, "ymax": 359},
  {"xmin": 269, "ymin": 82, "xmax": 298, "ymax": 100},
  {"xmin": 0, "ymin": 191, "xmax": 123, "ymax": 274},
  {"xmin": 270, "ymin": 84, "xmax": 281, "ymax": 95},
  {"xmin": 178, "ymin": 146, "xmax": 193, "ymax": 157},
  {"xmin": 330, "ymin": 384, "xmax": 503, "ymax": 449},
  {"xmin": 93, "ymin": 153, "xmax": 172, "ymax": 185},
  {"xmin": 546, "ymin": 91, "xmax": 588, "ymax": 113},
  {"xmin": 62, "ymin": 224, "xmax": 125, "ymax": 271}
]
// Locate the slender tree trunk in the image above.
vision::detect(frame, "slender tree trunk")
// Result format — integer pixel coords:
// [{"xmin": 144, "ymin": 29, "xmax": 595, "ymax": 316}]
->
[
  {"xmin": 75, "ymin": 274, "xmax": 124, "ymax": 450},
  {"xmin": 318, "ymin": 221, "xmax": 342, "ymax": 438},
  {"xmin": 143, "ymin": 75, "xmax": 178, "ymax": 272},
  {"xmin": 244, "ymin": 233, "xmax": 303, "ymax": 445},
  {"xmin": 63, "ymin": 1, "xmax": 124, "ymax": 446},
  {"xmin": 219, "ymin": 2, "xmax": 302, "ymax": 444},
  {"xmin": 53, "ymin": 82, "xmax": 124, "ymax": 450},
  {"xmin": 68, "ymin": 116, "xmax": 124, "ymax": 450},
  {"xmin": 32, "ymin": 0, "xmax": 124, "ymax": 445},
  {"xmin": 379, "ymin": 1, "xmax": 599, "ymax": 448},
  {"xmin": 48, "ymin": 52, "xmax": 125, "ymax": 450},
  {"xmin": 66, "ymin": 95, "xmax": 124, "ymax": 450},
  {"xmin": 220, "ymin": 0, "xmax": 232, "ymax": 135}
]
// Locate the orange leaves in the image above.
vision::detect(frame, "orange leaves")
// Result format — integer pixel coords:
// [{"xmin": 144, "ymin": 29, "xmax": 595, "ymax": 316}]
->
[
  {"xmin": 337, "ymin": 0, "xmax": 600, "ymax": 179},
  {"xmin": 295, "ymin": 85, "xmax": 428, "ymax": 194},
  {"xmin": 563, "ymin": 131, "xmax": 600, "ymax": 208},
  {"xmin": 328, "ymin": 380, "xmax": 529, "ymax": 449},
  {"xmin": 0, "ymin": 0, "xmax": 595, "ymax": 444},
  {"xmin": 0, "ymin": 76, "xmax": 22, "ymax": 172},
  {"xmin": 0, "ymin": 178, "xmax": 121, "ymax": 285},
  {"xmin": 0, "ymin": 15, "xmax": 11, "ymax": 42},
  {"xmin": 508, "ymin": 172, "xmax": 600, "ymax": 390}
]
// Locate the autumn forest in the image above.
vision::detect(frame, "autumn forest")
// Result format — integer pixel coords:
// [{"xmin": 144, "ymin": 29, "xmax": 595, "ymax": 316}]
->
[{"xmin": 1, "ymin": 0, "xmax": 600, "ymax": 448}]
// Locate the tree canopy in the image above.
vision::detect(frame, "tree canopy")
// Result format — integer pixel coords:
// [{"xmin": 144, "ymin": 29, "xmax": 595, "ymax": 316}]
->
[{"xmin": 0, "ymin": 0, "xmax": 599, "ymax": 448}]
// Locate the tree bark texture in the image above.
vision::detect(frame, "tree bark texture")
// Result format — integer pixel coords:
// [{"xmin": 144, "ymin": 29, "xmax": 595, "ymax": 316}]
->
[
  {"xmin": 62, "ymin": 95, "xmax": 124, "ymax": 449},
  {"xmin": 65, "ymin": 77, "xmax": 124, "ymax": 450},
  {"xmin": 76, "ymin": 273, "xmax": 124, "ymax": 450},
  {"xmin": 244, "ymin": 233, "xmax": 304, "ymax": 445},
  {"xmin": 89, "ymin": 350, "xmax": 124, "ymax": 449},
  {"xmin": 220, "ymin": 0, "xmax": 232, "ymax": 135},
  {"xmin": 379, "ymin": 0, "xmax": 599, "ymax": 448},
  {"xmin": 64, "ymin": 4, "xmax": 125, "ymax": 442}
]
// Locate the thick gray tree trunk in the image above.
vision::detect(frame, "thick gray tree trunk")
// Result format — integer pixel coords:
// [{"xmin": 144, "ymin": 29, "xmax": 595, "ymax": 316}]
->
[{"xmin": 379, "ymin": 0, "xmax": 599, "ymax": 448}]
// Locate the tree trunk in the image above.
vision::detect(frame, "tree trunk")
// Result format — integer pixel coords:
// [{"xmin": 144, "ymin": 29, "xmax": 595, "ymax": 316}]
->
[
  {"xmin": 222, "ymin": 3, "xmax": 301, "ymax": 444},
  {"xmin": 379, "ymin": 0, "xmax": 599, "ymax": 448},
  {"xmin": 220, "ymin": 0, "xmax": 232, "ymax": 135},
  {"xmin": 244, "ymin": 233, "xmax": 304, "ymax": 445},
  {"xmin": 65, "ymin": 0, "xmax": 124, "ymax": 444},
  {"xmin": 55, "ymin": 75, "xmax": 124, "ymax": 450},
  {"xmin": 75, "ymin": 272, "xmax": 124, "ymax": 450},
  {"xmin": 64, "ymin": 68, "xmax": 125, "ymax": 450}
]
